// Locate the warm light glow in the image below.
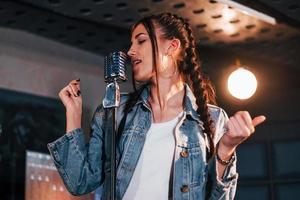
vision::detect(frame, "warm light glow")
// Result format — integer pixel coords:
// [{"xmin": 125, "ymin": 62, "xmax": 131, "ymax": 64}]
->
[
  {"xmin": 222, "ymin": 23, "xmax": 237, "ymax": 35},
  {"xmin": 227, "ymin": 68, "xmax": 257, "ymax": 99},
  {"xmin": 220, "ymin": 6, "xmax": 238, "ymax": 35},
  {"xmin": 222, "ymin": 6, "xmax": 237, "ymax": 21}
]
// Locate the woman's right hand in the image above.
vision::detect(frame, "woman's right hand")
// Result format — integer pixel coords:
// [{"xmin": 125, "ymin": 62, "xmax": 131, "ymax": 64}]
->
[{"xmin": 58, "ymin": 79, "xmax": 82, "ymax": 132}]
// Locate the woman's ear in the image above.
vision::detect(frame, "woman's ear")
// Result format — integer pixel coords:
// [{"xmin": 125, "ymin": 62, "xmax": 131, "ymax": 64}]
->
[{"xmin": 167, "ymin": 38, "xmax": 181, "ymax": 56}]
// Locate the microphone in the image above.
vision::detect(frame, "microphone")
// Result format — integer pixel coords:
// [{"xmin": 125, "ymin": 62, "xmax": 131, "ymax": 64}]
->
[
  {"xmin": 103, "ymin": 51, "xmax": 127, "ymax": 108},
  {"xmin": 104, "ymin": 51, "xmax": 127, "ymax": 83}
]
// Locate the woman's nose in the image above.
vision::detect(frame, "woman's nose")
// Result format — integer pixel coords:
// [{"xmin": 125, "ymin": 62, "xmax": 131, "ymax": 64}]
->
[{"xmin": 127, "ymin": 46, "xmax": 135, "ymax": 57}]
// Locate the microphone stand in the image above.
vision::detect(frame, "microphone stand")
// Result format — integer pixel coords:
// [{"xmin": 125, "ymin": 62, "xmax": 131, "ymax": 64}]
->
[
  {"xmin": 103, "ymin": 51, "xmax": 126, "ymax": 200},
  {"xmin": 103, "ymin": 80, "xmax": 120, "ymax": 200}
]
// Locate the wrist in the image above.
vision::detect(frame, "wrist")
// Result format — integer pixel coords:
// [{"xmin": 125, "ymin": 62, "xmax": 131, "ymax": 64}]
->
[
  {"xmin": 66, "ymin": 111, "xmax": 82, "ymax": 132},
  {"xmin": 217, "ymin": 142, "xmax": 236, "ymax": 161},
  {"xmin": 66, "ymin": 107, "xmax": 82, "ymax": 115},
  {"xmin": 216, "ymin": 150, "xmax": 235, "ymax": 166}
]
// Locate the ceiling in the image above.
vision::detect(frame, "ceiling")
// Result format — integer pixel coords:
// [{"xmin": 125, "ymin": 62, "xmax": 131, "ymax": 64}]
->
[{"xmin": 0, "ymin": 0, "xmax": 299, "ymax": 74}]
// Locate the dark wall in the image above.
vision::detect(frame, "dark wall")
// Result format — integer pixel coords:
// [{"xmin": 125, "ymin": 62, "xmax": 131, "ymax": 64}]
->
[
  {"xmin": 0, "ymin": 89, "xmax": 65, "ymax": 200},
  {"xmin": 200, "ymin": 45, "xmax": 300, "ymax": 199}
]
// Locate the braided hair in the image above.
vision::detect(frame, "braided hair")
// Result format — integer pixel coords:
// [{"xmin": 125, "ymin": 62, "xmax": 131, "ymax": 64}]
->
[{"xmin": 128, "ymin": 13, "xmax": 217, "ymax": 160}]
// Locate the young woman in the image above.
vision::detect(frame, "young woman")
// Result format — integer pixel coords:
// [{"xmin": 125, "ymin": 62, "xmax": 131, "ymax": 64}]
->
[{"xmin": 48, "ymin": 13, "xmax": 266, "ymax": 200}]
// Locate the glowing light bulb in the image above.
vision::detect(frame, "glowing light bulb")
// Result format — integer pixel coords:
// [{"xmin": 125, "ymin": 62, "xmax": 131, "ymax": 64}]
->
[{"xmin": 227, "ymin": 67, "xmax": 257, "ymax": 99}]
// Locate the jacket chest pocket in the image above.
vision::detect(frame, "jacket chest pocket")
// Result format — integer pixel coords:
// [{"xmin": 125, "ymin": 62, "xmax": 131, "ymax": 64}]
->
[{"xmin": 178, "ymin": 142, "xmax": 207, "ymax": 188}]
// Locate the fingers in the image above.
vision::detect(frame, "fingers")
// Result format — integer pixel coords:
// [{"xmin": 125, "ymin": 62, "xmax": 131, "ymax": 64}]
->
[
  {"xmin": 235, "ymin": 113, "xmax": 252, "ymax": 135},
  {"xmin": 59, "ymin": 85, "xmax": 71, "ymax": 99},
  {"xmin": 222, "ymin": 111, "xmax": 266, "ymax": 149},
  {"xmin": 228, "ymin": 115, "xmax": 250, "ymax": 138},
  {"xmin": 234, "ymin": 111, "xmax": 255, "ymax": 135},
  {"xmin": 252, "ymin": 115, "xmax": 266, "ymax": 127},
  {"xmin": 228, "ymin": 111, "xmax": 266, "ymax": 135},
  {"xmin": 227, "ymin": 118, "xmax": 238, "ymax": 136},
  {"xmin": 68, "ymin": 79, "xmax": 81, "ymax": 97},
  {"xmin": 227, "ymin": 111, "xmax": 258, "ymax": 137},
  {"xmin": 68, "ymin": 85, "xmax": 78, "ymax": 97},
  {"xmin": 239, "ymin": 111, "xmax": 255, "ymax": 133},
  {"xmin": 70, "ymin": 78, "xmax": 81, "ymax": 88}
]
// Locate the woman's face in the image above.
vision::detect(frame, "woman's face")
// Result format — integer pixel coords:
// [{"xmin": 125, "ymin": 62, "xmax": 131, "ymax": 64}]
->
[
  {"xmin": 127, "ymin": 23, "xmax": 154, "ymax": 82},
  {"xmin": 127, "ymin": 23, "xmax": 172, "ymax": 83}
]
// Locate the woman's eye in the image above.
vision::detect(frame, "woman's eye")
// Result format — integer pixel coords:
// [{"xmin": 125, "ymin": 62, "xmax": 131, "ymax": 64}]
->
[{"xmin": 138, "ymin": 40, "xmax": 146, "ymax": 44}]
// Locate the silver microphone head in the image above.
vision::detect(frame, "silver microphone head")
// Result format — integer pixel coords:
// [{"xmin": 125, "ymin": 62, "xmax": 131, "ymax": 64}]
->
[{"xmin": 104, "ymin": 51, "xmax": 127, "ymax": 83}]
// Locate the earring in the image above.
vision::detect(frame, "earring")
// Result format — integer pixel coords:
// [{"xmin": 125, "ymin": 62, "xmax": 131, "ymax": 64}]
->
[
  {"xmin": 161, "ymin": 54, "xmax": 168, "ymax": 71},
  {"xmin": 170, "ymin": 55, "xmax": 178, "ymax": 76},
  {"xmin": 160, "ymin": 54, "xmax": 178, "ymax": 78}
]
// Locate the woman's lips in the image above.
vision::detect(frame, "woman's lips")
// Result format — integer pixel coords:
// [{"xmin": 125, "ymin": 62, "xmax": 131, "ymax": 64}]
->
[
  {"xmin": 132, "ymin": 59, "xmax": 142, "ymax": 65},
  {"xmin": 132, "ymin": 61, "xmax": 142, "ymax": 67}
]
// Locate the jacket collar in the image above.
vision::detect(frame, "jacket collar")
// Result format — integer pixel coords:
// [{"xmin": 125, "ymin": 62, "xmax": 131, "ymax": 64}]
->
[
  {"xmin": 135, "ymin": 83, "xmax": 201, "ymax": 123},
  {"xmin": 183, "ymin": 83, "xmax": 202, "ymax": 123}
]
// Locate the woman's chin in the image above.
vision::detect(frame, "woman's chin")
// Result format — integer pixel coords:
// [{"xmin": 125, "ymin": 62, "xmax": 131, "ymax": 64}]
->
[
  {"xmin": 134, "ymin": 76, "xmax": 146, "ymax": 82},
  {"xmin": 134, "ymin": 74, "xmax": 151, "ymax": 83}
]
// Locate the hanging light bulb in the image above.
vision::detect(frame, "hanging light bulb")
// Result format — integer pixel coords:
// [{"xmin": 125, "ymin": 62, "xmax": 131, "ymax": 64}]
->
[{"xmin": 227, "ymin": 62, "xmax": 257, "ymax": 100}]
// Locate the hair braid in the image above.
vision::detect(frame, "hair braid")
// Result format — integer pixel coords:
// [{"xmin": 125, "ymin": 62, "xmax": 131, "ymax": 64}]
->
[{"xmin": 181, "ymin": 19, "xmax": 216, "ymax": 160}]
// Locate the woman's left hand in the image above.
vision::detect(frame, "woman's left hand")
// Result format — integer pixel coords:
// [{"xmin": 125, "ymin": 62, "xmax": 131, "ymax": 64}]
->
[{"xmin": 218, "ymin": 111, "xmax": 266, "ymax": 156}]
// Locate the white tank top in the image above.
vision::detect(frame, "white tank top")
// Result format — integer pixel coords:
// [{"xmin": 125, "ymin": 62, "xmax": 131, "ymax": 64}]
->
[{"xmin": 122, "ymin": 111, "xmax": 183, "ymax": 200}]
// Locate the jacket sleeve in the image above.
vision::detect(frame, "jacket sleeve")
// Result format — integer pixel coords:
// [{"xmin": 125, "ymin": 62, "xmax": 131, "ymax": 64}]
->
[
  {"xmin": 207, "ymin": 108, "xmax": 238, "ymax": 200},
  {"xmin": 47, "ymin": 105, "xmax": 106, "ymax": 196}
]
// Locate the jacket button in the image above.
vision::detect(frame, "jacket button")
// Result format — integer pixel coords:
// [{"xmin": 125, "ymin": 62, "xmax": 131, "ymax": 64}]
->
[
  {"xmin": 180, "ymin": 151, "xmax": 189, "ymax": 158},
  {"xmin": 180, "ymin": 185, "xmax": 189, "ymax": 193}
]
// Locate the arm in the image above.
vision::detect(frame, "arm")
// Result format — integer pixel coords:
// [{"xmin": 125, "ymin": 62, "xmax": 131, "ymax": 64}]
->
[
  {"xmin": 208, "ymin": 109, "xmax": 266, "ymax": 200},
  {"xmin": 207, "ymin": 109, "xmax": 238, "ymax": 200},
  {"xmin": 48, "ymin": 106, "xmax": 106, "ymax": 196}
]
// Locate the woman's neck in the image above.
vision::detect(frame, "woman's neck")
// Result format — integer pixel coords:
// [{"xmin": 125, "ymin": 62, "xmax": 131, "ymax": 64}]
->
[{"xmin": 148, "ymin": 76, "xmax": 185, "ymax": 122}]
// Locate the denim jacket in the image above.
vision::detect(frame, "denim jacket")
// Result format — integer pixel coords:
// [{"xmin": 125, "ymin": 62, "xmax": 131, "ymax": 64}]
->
[{"xmin": 48, "ymin": 84, "xmax": 238, "ymax": 200}]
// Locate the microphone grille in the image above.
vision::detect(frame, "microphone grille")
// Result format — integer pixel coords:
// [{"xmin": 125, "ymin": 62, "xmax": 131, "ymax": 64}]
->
[{"xmin": 104, "ymin": 51, "xmax": 127, "ymax": 82}]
